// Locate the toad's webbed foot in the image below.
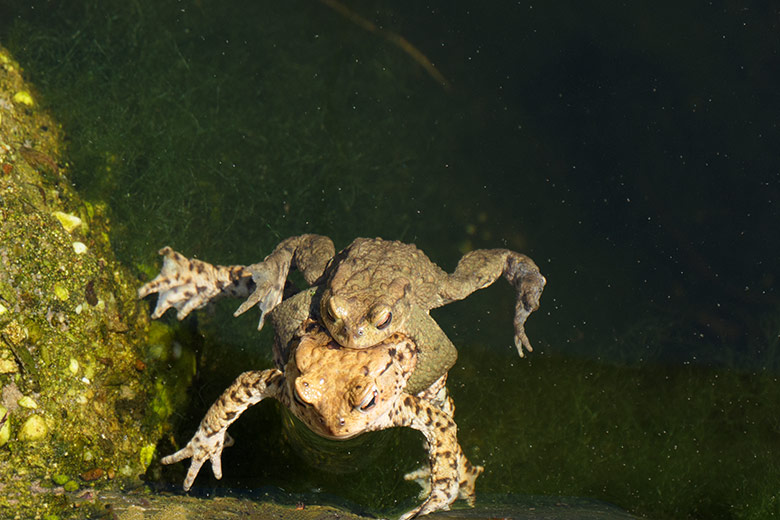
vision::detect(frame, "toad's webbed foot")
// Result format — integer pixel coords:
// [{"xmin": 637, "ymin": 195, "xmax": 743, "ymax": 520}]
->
[
  {"xmin": 440, "ymin": 248, "xmax": 546, "ymax": 358},
  {"xmin": 138, "ymin": 247, "xmax": 253, "ymax": 320},
  {"xmin": 233, "ymin": 234, "xmax": 335, "ymax": 330},
  {"xmin": 505, "ymin": 253, "xmax": 546, "ymax": 357},
  {"xmin": 403, "ymin": 458, "xmax": 482, "ymax": 505},
  {"xmin": 233, "ymin": 258, "xmax": 288, "ymax": 331},
  {"xmin": 404, "ymin": 466, "xmax": 432, "ymax": 500},
  {"xmin": 161, "ymin": 429, "xmax": 234, "ymax": 490}
]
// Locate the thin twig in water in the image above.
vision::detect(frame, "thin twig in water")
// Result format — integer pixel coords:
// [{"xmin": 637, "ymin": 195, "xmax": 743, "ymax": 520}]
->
[{"xmin": 316, "ymin": 0, "xmax": 452, "ymax": 90}]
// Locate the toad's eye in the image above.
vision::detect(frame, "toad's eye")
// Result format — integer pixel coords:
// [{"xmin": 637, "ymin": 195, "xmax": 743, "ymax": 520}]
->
[
  {"xmin": 357, "ymin": 388, "xmax": 378, "ymax": 413},
  {"xmin": 325, "ymin": 306, "xmax": 336, "ymax": 322},
  {"xmin": 324, "ymin": 295, "xmax": 349, "ymax": 324},
  {"xmin": 375, "ymin": 311, "xmax": 392, "ymax": 330},
  {"xmin": 324, "ymin": 298, "xmax": 339, "ymax": 323}
]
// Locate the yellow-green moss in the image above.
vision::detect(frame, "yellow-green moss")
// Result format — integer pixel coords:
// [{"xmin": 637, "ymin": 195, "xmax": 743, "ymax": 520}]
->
[
  {"xmin": 139, "ymin": 444, "xmax": 156, "ymax": 468},
  {"xmin": 51, "ymin": 474, "xmax": 69, "ymax": 486}
]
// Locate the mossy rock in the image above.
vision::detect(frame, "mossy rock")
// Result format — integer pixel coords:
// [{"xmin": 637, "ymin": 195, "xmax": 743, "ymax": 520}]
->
[{"xmin": 0, "ymin": 45, "xmax": 193, "ymax": 518}]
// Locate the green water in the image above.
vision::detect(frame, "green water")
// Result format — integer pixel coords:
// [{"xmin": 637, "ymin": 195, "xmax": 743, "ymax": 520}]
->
[{"xmin": 2, "ymin": 1, "xmax": 778, "ymax": 518}]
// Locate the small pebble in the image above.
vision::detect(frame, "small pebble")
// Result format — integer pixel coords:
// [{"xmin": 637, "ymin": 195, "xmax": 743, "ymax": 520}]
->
[
  {"xmin": 80, "ymin": 468, "xmax": 104, "ymax": 481},
  {"xmin": 12, "ymin": 90, "xmax": 34, "ymax": 106},
  {"xmin": 17, "ymin": 396, "xmax": 37, "ymax": 409},
  {"xmin": 68, "ymin": 358, "xmax": 79, "ymax": 375},
  {"xmin": 18, "ymin": 414, "xmax": 48, "ymax": 441},
  {"xmin": 52, "ymin": 212, "xmax": 82, "ymax": 233},
  {"xmin": 72, "ymin": 241, "xmax": 88, "ymax": 254},
  {"xmin": 53, "ymin": 283, "xmax": 69, "ymax": 301},
  {"xmin": 0, "ymin": 405, "xmax": 10, "ymax": 447},
  {"xmin": 52, "ymin": 474, "xmax": 70, "ymax": 486},
  {"xmin": 0, "ymin": 351, "xmax": 18, "ymax": 374}
]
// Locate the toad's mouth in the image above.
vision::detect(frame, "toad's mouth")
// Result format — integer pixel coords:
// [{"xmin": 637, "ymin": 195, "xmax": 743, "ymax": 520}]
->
[{"xmin": 317, "ymin": 428, "xmax": 361, "ymax": 441}]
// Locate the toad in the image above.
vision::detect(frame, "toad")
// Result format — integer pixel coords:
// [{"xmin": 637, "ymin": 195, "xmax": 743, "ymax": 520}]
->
[
  {"xmin": 139, "ymin": 235, "xmax": 545, "ymax": 392},
  {"xmin": 161, "ymin": 306, "xmax": 483, "ymax": 519}
]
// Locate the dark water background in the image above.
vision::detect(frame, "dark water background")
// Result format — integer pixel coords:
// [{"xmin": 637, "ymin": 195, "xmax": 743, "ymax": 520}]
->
[{"xmin": 1, "ymin": 1, "xmax": 778, "ymax": 518}]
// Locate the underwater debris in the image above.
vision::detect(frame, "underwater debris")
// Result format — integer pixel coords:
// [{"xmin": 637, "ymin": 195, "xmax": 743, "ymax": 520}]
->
[{"xmin": 19, "ymin": 146, "xmax": 58, "ymax": 175}]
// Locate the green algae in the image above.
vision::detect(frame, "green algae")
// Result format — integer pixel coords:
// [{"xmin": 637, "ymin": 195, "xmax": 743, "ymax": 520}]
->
[
  {"xmin": 0, "ymin": 46, "xmax": 193, "ymax": 518},
  {"xmin": 51, "ymin": 473, "xmax": 69, "ymax": 486}
]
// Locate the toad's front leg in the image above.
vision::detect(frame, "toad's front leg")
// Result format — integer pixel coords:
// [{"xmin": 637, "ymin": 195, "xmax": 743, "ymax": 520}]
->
[
  {"xmin": 390, "ymin": 395, "xmax": 479, "ymax": 520},
  {"xmin": 233, "ymin": 234, "xmax": 334, "ymax": 330},
  {"xmin": 438, "ymin": 249, "xmax": 546, "ymax": 357},
  {"xmin": 138, "ymin": 247, "xmax": 255, "ymax": 320},
  {"xmin": 161, "ymin": 369, "xmax": 285, "ymax": 490}
]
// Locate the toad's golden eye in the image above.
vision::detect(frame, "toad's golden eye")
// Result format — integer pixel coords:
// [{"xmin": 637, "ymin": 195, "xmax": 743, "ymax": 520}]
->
[
  {"xmin": 375, "ymin": 311, "xmax": 392, "ymax": 330},
  {"xmin": 357, "ymin": 388, "xmax": 378, "ymax": 413},
  {"xmin": 324, "ymin": 297, "xmax": 340, "ymax": 323}
]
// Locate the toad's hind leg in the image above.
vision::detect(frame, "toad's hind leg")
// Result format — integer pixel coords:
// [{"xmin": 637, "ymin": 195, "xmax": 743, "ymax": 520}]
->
[
  {"xmin": 234, "ymin": 234, "xmax": 335, "ymax": 330},
  {"xmin": 436, "ymin": 248, "xmax": 546, "ymax": 358},
  {"xmin": 457, "ymin": 455, "xmax": 484, "ymax": 505},
  {"xmin": 403, "ymin": 448, "xmax": 483, "ymax": 506},
  {"xmin": 391, "ymin": 394, "xmax": 470, "ymax": 520},
  {"xmin": 406, "ymin": 377, "xmax": 482, "ymax": 506},
  {"xmin": 414, "ymin": 374, "xmax": 453, "ymax": 416},
  {"xmin": 403, "ymin": 308, "xmax": 457, "ymax": 395}
]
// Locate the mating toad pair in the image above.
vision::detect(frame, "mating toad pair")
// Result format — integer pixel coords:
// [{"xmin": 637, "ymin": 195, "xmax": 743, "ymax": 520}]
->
[{"xmin": 139, "ymin": 235, "xmax": 545, "ymax": 519}]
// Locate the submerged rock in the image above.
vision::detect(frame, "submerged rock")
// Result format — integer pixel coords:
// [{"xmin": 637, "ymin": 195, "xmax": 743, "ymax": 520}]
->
[
  {"xmin": 17, "ymin": 414, "xmax": 47, "ymax": 441},
  {"xmin": 0, "ymin": 404, "xmax": 9, "ymax": 447},
  {"xmin": 93, "ymin": 490, "xmax": 639, "ymax": 520},
  {"xmin": 0, "ymin": 45, "xmax": 194, "ymax": 517}
]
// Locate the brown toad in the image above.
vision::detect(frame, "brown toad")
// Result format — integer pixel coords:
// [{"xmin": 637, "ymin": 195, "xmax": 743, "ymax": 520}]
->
[
  {"xmin": 161, "ymin": 309, "xmax": 483, "ymax": 519},
  {"xmin": 139, "ymin": 235, "xmax": 545, "ymax": 392}
]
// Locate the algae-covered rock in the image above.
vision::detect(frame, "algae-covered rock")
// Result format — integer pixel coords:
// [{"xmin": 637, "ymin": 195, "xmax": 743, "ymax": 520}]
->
[
  {"xmin": 0, "ymin": 45, "xmax": 194, "ymax": 518},
  {"xmin": 0, "ymin": 404, "xmax": 9, "ymax": 447},
  {"xmin": 17, "ymin": 414, "xmax": 47, "ymax": 441}
]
